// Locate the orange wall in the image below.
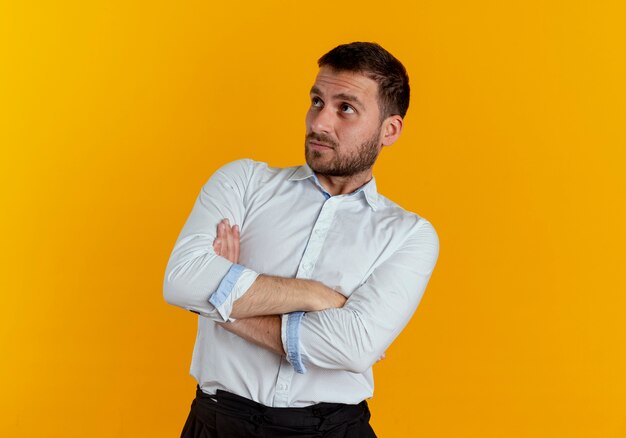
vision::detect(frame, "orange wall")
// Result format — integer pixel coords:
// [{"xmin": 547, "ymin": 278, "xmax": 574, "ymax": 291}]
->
[{"xmin": 1, "ymin": 1, "xmax": 625, "ymax": 436}]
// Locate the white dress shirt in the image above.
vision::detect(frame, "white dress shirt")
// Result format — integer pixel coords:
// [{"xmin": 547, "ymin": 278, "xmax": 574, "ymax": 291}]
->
[{"xmin": 163, "ymin": 159, "xmax": 439, "ymax": 407}]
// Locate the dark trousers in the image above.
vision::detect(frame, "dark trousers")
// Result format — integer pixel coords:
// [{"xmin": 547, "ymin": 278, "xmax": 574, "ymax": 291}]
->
[{"xmin": 181, "ymin": 386, "xmax": 377, "ymax": 437}]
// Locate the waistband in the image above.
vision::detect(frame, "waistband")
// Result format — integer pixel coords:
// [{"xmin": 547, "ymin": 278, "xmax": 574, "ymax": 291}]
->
[{"xmin": 194, "ymin": 386, "xmax": 370, "ymax": 430}]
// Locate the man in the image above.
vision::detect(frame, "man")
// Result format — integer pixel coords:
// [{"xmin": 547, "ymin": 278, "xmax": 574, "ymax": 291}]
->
[{"xmin": 164, "ymin": 42, "xmax": 439, "ymax": 437}]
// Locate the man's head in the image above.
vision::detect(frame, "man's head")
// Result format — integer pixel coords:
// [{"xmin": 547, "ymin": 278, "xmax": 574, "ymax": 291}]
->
[
  {"xmin": 317, "ymin": 42, "xmax": 410, "ymax": 121},
  {"xmin": 305, "ymin": 42, "xmax": 409, "ymax": 180}
]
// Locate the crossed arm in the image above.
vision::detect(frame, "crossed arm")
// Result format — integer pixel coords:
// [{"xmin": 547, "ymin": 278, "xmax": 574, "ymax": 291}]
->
[
  {"xmin": 212, "ymin": 219, "xmax": 346, "ymax": 356},
  {"xmin": 167, "ymin": 216, "xmax": 433, "ymax": 373}
]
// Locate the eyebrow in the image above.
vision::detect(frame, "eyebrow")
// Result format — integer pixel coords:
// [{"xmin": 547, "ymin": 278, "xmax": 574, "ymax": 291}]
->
[{"xmin": 310, "ymin": 86, "xmax": 365, "ymax": 110}]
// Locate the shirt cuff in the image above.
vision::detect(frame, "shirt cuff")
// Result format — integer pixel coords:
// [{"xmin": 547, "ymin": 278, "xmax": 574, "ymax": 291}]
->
[
  {"xmin": 281, "ymin": 311, "xmax": 307, "ymax": 374},
  {"xmin": 208, "ymin": 263, "xmax": 259, "ymax": 322}
]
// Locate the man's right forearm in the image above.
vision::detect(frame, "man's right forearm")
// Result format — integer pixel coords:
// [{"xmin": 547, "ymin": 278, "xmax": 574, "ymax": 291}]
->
[{"xmin": 230, "ymin": 274, "xmax": 346, "ymax": 319}]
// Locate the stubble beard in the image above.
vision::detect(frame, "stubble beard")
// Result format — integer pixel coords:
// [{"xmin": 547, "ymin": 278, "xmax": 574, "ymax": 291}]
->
[{"xmin": 305, "ymin": 130, "xmax": 382, "ymax": 178}]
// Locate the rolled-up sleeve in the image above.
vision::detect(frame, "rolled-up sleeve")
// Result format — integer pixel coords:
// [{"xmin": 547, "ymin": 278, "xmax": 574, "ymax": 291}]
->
[
  {"xmin": 163, "ymin": 159, "xmax": 259, "ymax": 322},
  {"xmin": 283, "ymin": 219, "xmax": 439, "ymax": 374},
  {"xmin": 281, "ymin": 311, "xmax": 307, "ymax": 373}
]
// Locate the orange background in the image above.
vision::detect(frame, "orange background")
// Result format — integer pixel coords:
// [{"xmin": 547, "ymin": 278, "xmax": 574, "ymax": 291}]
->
[{"xmin": 1, "ymin": 1, "xmax": 625, "ymax": 436}]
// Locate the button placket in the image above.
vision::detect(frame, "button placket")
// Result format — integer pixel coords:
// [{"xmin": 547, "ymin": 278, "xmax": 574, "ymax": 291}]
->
[{"xmin": 272, "ymin": 197, "xmax": 340, "ymax": 407}]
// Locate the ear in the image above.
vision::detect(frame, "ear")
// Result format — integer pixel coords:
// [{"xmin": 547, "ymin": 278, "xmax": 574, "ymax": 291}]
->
[{"xmin": 381, "ymin": 115, "xmax": 404, "ymax": 147}]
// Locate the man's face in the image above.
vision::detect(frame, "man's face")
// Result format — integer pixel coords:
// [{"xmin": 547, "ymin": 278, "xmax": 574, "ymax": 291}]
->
[{"xmin": 305, "ymin": 66, "xmax": 385, "ymax": 177}]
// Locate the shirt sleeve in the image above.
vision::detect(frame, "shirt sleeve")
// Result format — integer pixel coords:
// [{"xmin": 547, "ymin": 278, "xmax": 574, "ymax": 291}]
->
[
  {"xmin": 163, "ymin": 159, "xmax": 260, "ymax": 322},
  {"xmin": 282, "ymin": 219, "xmax": 439, "ymax": 374}
]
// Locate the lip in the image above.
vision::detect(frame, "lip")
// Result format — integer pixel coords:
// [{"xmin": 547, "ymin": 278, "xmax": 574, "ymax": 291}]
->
[{"xmin": 309, "ymin": 141, "xmax": 334, "ymax": 150}]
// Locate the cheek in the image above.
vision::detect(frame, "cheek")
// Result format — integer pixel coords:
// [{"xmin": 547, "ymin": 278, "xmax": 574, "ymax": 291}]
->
[{"xmin": 339, "ymin": 125, "xmax": 362, "ymax": 142}]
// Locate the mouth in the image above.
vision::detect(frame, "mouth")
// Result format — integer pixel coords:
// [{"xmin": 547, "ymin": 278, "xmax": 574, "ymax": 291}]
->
[{"xmin": 308, "ymin": 140, "xmax": 334, "ymax": 151}]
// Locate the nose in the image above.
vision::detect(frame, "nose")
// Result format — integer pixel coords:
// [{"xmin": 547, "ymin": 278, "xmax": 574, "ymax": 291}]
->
[{"xmin": 308, "ymin": 106, "xmax": 333, "ymax": 134}]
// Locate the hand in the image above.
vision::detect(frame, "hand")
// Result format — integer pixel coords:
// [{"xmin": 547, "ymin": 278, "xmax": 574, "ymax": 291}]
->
[
  {"xmin": 316, "ymin": 288, "xmax": 347, "ymax": 310},
  {"xmin": 213, "ymin": 218, "xmax": 240, "ymax": 264}
]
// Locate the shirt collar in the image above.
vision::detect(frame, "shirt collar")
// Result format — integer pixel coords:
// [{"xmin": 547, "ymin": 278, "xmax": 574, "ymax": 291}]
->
[{"xmin": 288, "ymin": 164, "xmax": 379, "ymax": 211}]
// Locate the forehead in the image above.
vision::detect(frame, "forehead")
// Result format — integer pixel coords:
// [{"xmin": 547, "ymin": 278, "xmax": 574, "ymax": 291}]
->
[{"xmin": 311, "ymin": 66, "xmax": 379, "ymax": 103}]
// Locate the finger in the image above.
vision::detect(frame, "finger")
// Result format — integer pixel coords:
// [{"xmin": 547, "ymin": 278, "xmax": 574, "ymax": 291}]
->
[
  {"xmin": 217, "ymin": 221, "xmax": 229, "ymax": 257},
  {"xmin": 233, "ymin": 224, "xmax": 240, "ymax": 263},
  {"xmin": 224, "ymin": 219, "xmax": 235, "ymax": 261},
  {"xmin": 215, "ymin": 220, "xmax": 226, "ymax": 255},
  {"xmin": 216, "ymin": 219, "xmax": 225, "ymax": 242}
]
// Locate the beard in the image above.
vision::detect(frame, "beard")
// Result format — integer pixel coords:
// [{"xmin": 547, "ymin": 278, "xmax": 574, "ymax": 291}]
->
[{"xmin": 305, "ymin": 130, "xmax": 382, "ymax": 177}]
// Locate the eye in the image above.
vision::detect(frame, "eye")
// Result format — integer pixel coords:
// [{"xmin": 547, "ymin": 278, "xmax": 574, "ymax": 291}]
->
[
  {"xmin": 311, "ymin": 96, "xmax": 323, "ymax": 108},
  {"xmin": 341, "ymin": 103, "xmax": 355, "ymax": 114}
]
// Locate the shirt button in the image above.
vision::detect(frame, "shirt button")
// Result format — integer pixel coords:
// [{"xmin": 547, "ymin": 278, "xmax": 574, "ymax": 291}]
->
[
  {"xmin": 303, "ymin": 263, "xmax": 313, "ymax": 271},
  {"xmin": 314, "ymin": 229, "xmax": 323, "ymax": 236}
]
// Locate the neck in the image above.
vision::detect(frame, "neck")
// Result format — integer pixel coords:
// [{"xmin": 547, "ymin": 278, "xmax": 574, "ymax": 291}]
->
[{"xmin": 315, "ymin": 169, "xmax": 373, "ymax": 196}]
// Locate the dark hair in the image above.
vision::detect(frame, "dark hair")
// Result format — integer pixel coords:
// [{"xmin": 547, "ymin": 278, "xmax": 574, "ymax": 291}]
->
[{"xmin": 318, "ymin": 42, "xmax": 410, "ymax": 119}]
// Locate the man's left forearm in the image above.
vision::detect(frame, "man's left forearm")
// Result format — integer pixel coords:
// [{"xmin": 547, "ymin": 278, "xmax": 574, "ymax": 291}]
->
[{"xmin": 218, "ymin": 315, "xmax": 284, "ymax": 356}]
